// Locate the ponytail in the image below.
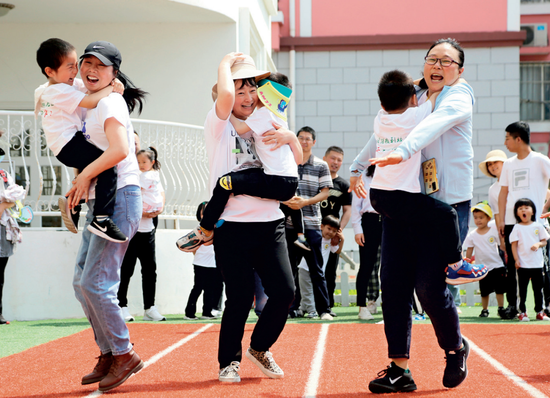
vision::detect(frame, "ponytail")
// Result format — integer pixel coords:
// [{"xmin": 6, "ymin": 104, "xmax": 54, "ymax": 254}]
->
[
  {"xmin": 137, "ymin": 146, "xmax": 161, "ymax": 170},
  {"xmin": 116, "ymin": 70, "xmax": 148, "ymax": 115}
]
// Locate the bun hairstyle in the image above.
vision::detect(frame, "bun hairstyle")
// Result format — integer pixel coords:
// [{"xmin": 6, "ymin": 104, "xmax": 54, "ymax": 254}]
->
[{"xmin": 137, "ymin": 146, "xmax": 161, "ymax": 170}]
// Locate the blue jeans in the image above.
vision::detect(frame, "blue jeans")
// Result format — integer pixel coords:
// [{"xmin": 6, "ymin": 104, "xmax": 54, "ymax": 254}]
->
[{"xmin": 73, "ymin": 185, "xmax": 141, "ymax": 356}]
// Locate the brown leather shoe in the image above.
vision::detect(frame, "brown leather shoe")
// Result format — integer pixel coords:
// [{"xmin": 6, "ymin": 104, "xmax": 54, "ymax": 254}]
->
[
  {"xmin": 81, "ymin": 352, "xmax": 113, "ymax": 385},
  {"xmin": 98, "ymin": 349, "xmax": 144, "ymax": 392}
]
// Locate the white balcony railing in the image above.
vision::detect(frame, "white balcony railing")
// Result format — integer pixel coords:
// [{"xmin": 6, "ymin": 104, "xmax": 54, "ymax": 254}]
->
[{"xmin": 0, "ymin": 111, "xmax": 209, "ymax": 228}]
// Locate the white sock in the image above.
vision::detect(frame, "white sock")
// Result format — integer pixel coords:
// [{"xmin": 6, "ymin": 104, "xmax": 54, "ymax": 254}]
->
[{"xmin": 448, "ymin": 259, "xmax": 463, "ymax": 271}]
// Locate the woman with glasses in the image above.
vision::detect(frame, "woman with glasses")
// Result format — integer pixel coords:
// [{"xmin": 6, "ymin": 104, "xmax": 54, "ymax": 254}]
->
[{"xmin": 350, "ymin": 38, "xmax": 476, "ymax": 393}]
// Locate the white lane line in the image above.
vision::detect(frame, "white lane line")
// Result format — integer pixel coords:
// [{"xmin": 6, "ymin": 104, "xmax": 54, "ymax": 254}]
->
[
  {"xmin": 303, "ymin": 323, "xmax": 329, "ymax": 398},
  {"xmin": 86, "ymin": 323, "xmax": 214, "ymax": 397},
  {"xmin": 464, "ymin": 334, "xmax": 549, "ymax": 398}
]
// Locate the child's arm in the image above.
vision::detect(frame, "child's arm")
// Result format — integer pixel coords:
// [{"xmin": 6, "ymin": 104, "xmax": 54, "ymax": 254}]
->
[
  {"xmin": 511, "ymin": 241, "xmax": 520, "ymax": 269},
  {"xmin": 287, "ymin": 136, "xmax": 303, "ymax": 165},
  {"xmin": 532, "ymin": 239, "xmax": 547, "ymax": 251},
  {"xmin": 229, "ymin": 114, "xmax": 252, "ymax": 135},
  {"xmin": 465, "ymin": 247, "xmax": 474, "ymax": 260},
  {"xmin": 79, "ymin": 84, "xmax": 114, "ymax": 109},
  {"xmin": 335, "ymin": 231, "xmax": 344, "ymax": 254}
]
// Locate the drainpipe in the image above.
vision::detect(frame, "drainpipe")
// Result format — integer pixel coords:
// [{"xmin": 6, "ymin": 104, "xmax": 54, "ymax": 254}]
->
[{"xmin": 289, "ymin": 0, "xmax": 296, "ymax": 133}]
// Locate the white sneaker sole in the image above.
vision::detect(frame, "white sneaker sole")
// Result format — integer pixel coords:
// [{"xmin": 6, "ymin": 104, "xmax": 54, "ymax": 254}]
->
[
  {"xmin": 59, "ymin": 197, "xmax": 78, "ymax": 234},
  {"xmin": 245, "ymin": 349, "xmax": 284, "ymax": 379},
  {"xmin": 143, "ymin": 315, "xmax": 166, "ymax": 321}
]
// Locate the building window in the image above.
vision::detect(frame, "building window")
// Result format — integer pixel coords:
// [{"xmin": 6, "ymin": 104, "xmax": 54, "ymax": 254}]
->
[
  {"xmin": 41, "ymin": 165, "xmax": 61, "ymax": 196},
  {"xmin": 15, "ymin": 166, "xmax": 30, "ymax": 196},
  {"xmin": 520, "ymin": 63, "xmax": 550, "ymax": 121},
  {"xmin": 521, "ymin": 0, "xmax": 550, "ymax": 3}
]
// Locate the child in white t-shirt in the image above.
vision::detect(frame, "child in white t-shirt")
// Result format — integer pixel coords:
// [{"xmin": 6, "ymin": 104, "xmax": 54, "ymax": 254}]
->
[
  {"xmin": 177, "ymin": 73, "xmax": 307, "ymax": 252},
  {"xmin": 137, "ymin": 147, "xmax": 164, "ymax": 214},
  {"xmin": 463, "ymin": 202, "xmax": 507, "ymax": 318},
  {"xmin": 298, "ymin": 215, "xmax": 343, "ymax": 318},
  {"xmin": 35, "ymin": 38, "xmax": 127, "ymax": 243},
  {"xmin": 509, "ymin": 198, "xmax": 550, "ymax": 321},
  {"xmin": 367, "ymin": 70, "xmax": 487, "ymax": 285}
]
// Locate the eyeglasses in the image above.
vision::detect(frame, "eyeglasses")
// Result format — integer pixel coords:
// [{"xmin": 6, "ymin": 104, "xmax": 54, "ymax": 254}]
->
[{"xmin": 424, "ymin": 56, "xmax": 461, "ymax": 68}]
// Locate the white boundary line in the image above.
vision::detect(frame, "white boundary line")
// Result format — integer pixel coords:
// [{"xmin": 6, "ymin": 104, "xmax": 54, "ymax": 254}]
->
[
  {"xmin": 303, "ymin": 323, "xmax": 329, "ymax": 398},
  {"xmin": 464, "ymin": 334, "xmax": 548, "ymax": 398},
  {"xmin": 86, "ymin": 323, "xmax": 214, "ymax": 397}
]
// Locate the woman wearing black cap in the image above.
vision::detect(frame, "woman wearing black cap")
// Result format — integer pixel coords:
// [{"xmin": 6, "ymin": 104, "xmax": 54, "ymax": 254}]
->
[{"xmin": 67, "ymin": 41, "xmax": 147, "ymax": 392}]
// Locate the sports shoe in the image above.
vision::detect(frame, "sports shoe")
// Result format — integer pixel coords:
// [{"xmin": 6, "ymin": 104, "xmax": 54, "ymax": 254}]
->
[
  {"xmin": 200, "ymin": 314, "xmax": 218, "ymax": 320},
  {"xmin": 329, "ymin": 310, "xmax": 338, "ymax": 317},
  {"xmin": 87, "ymin": 217, "xmax": 128, "ymax": 243},
  {"xmin": 443, "ymin": 338, "xmax": 469, "ymax": 388},
  {"xmin": 184, "ymin": 315, "xmax": 198, "ymax": 320},
  {"xmin": 98, "ymin": 349, "xmax": 144, "ymax": 392},
  {"xmin": 319, "ymin": 312, "xmax": 333, "ymax": 320},
  {"xmin": 536, "ymin": 311, "xmax": 550, "ymax": 321},
  {"xmin": 479, "ymin": 309, "xmax": 489, "ymax": 318},
  {"xmin": 245, "ymin": 347, "xmax": 284, "ymax": 379},
  {"xmin": 504, "ymin": 306, "xmax": 518, "ymax": 320},
  {"xmin": 121, "ymin": 307, "xmax": 134, "ymax": 322},
  {"xmin": 368, "ymin": 362, "xmax": 417, "ymax": 394},
  {"xmin": 518, "ymin": 312, "xmax": 530, "ymax": 322},
  {"xmin": 544, "ymin": 307, "xmax": 550, "ymax": 318},
  {"xmin": 294, "ymin": 235, "xmax": 311, "ymax": 251},
  {"xmin": 176, "ymin": 225, "xmax": 213, "ymax": 252},
  {"xmin": 59, "ymin": 196, "xmax": 80, "ymax": 234},
  {"xmin": 0, "ymin": 313, "xmax": 8, "ymax": 325},
  {"xmin": 358, "ymin": 306, "xmax": 374, "ymax": 320},
  {"xmin": 143, "ymin": 306, "xmax": 166, "ymax": 321},
  {"xmin": 367, "ymin": 300, "xmax": 378, "ymax": 314},
  {"xmin": 219, "ymin": 361, "xmax": 241, "ymax": 382},
  {"xmin": 498, "ymin": 307, "xmax": 508, "ymax": 319},
  {"xmin": 82, "ymin": 352, "xmax": 113, "ymax": 385},
  {"xmin": 445, "ymin": 260, "xmax": 488, "ymax": 285},
  {"xmin": 304, "ymin": 311, "xmax": 318, "ymax": 318},
  {"xmin": 413, "ymin": 313, "xmax": 426, "ymax": 321}
]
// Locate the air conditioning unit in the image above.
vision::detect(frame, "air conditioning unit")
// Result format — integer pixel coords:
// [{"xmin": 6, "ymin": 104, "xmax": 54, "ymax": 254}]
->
[{"xmin": 521, "ymin": 23, "xmax": 548, "ymax": 47}]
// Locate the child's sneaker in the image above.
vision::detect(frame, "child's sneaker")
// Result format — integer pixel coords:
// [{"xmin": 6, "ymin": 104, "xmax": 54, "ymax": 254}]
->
[
  {"xmin": 143, "ymin": 306, "xmax": 166, "ymax": 321},
  {"xmin": 304, "ymin": 311, "xmax": 318, "ymax": 318},
  {"xmin": 245, "ymin": 347, "xmax": 284, "ymax": 379},
  {"xmin": 367, "ymin": 300, "xmax": 378, "ymax": 314},
  {"xmin": 518, "ymin": 312, "xmax": 530, "ymax": 322},
  {"xmin": 479, "ymin": 309, "xmax": 489, "ymax": 318},
  {"xmin": 413, "ymin": 313, "xmax": 426, "ymax": 321},
  {"xmin": 87, "ymin": 217, "xmax": 128, "ymax": 243},
  {"xmin": 497, "ymin": 307, "xmax": 508, "ymax": 319},
  {"xmin": 443, "ymin": 338, "xmax": 469, "ymax": 388},
  {"xmin": 445, "ymin": 260, "xmax": 488, "ymax": 285},
  {"xmin": 184, "ymin": 315, "xmax": 198, "ymax": 320},
  {"xmin": 319, "ymin": 312, "xmax": 333, "ymax": 320},
  {"xmin": 121, "ymin": 307, "xmax": 134, "ymax": 322},
  {"xmin": 369, "ymin": 362, "xmax": 417, "ymax": 394},
  {"xmin": 176, "ymin": 225, "xmax": 213, "ymax": 252},
  {"xmin": 59, "ymin": 197, "xmax": 80, "ymax": 234},
  {"xmin": 358, "ymin": 306, "xmax": 374, "ymax": 320},
  {"xmin": 536, "ymin": 311, "xmax": 550, "ymax": 321},
  {"xmin": 219, "ymin": 361, "xmax": 240, "ymax": 382},
  {"xmin": 294, "ymin": 235, "xmax": 311, "ymax": 251}
]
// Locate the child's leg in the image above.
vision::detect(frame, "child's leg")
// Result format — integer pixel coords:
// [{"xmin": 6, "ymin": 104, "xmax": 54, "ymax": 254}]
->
[
  {"xmin": 56, "ymin": 132, "xmax": 117, "ymax": 217},
  {"xmin": 117, "ymin": 236, "xmax": 139, "ymax": 308},
  {"xmin": 298, "ymin": 267, "xmax": 316, "ymax": 313},
  {"xmin": 516, "ymin": 268, "xmax": 529, "ymax": 314},
  {"xmin": 185, "ymin": 265, "xmax": 206, "ymax": 317},
  {"xmin": 356, "ymin": 212, "xmax": 382, "ymax": 307},
  {"xmin": 531, "ymin": 269, "xmax": 545, "ymax": 313},
  {"xmin": 481, "ymin": 296, "xmax": 489, "ymax": 310}
]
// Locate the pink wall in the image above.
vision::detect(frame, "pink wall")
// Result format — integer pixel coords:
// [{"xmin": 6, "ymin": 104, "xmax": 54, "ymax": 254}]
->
[
  {"xmin": 521, "ymin": 14, "xmax": 550, "ymax": 62},
  {"xmin": 278, "ymin": 0, "xmax": 508, "ymax": 37}
]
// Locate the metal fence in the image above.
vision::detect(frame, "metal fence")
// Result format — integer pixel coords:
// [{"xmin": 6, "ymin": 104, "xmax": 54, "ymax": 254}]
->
[{"xmin": 0, "ymin": 111, "xmax": 209, "ymax": 228}]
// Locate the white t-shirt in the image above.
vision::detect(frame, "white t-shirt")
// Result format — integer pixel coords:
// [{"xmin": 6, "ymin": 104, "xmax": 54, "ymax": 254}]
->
[
  {"xmin": 298, "ymin": 237, "xmax": 339, "ymax": 273},
  {"xmin": 488, "ymin": 181, "xmax": 500, "ymax": 216},
  {"xmin": 370, "ymin": 101, "xmax": 432, "ymax": 193},
  {"xmin": 463, "ymin": 221, "xmax": 504, "ymax": 272},
  {"xmin": 193, "ymin": 245, "xmax": 216, "ymax": 268},
  {"xmin": 499, "ymin": 152, "xmax": 550, "ymax": 225},
  {"xmin": 34, "ymin": 79, "xmax": 87, "ymax": 156},
  {"xmin": 203, "ymin": 102, "xmax": 283, "ymax": 222},
  {"xmin": 509, "ymin": 221, "xmax": 550, "ymax": 269},
  {"xmin": 242, "ymin": 107, "xmax": 298, "ymax": 177},
  {"xmin": 138, "ymin": 170, "xmax": 165, "ymax": 233},
  {"xmin": 83, "ymin": 93, "xmax": 140, "ymax": 199},
  {"xmin": 351, "ymin": 171, "xmax": 377, "ymax": 235}
]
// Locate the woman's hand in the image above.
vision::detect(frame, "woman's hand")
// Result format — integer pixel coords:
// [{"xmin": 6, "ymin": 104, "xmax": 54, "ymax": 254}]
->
[
  {"xmin": 369, "ymin": 153, "xmax": 403, "ymax": 167},
  {"xmin": 355, "ymin": 233, "xmax": 364, "ymax": 247},
  {"xmin": 349, "ymin": 176, "xmax": 367, "ymax": 199},
  {"xmin": 65, "ymin": 172, "xmax": 93, "ymax": 209},
  {"xmin": 262, "ymin": 122, "xmax": 295, "ymax": 150},
  {"xmin": 144, "ymin": 209, "xmax": 163, "ymax": 218}
]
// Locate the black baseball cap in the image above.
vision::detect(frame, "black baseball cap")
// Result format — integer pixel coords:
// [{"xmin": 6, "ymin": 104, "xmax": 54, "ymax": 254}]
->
[{"xmin": 80, "ymin": 41, "xmax": 121, "ymax": 69}]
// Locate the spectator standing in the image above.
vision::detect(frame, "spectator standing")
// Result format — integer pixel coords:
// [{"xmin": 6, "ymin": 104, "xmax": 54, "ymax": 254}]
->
[
  {"xmin": 321, "ymin": 146, "xmax": 352, "ymax": 308},
  {"xmin": 283, "ymin": 126, "xmax": 333, "ymax": 320}
]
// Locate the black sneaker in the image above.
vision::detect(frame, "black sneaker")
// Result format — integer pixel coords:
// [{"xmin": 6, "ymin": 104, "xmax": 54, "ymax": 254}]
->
[
  {"xmin": 59, "ymin": 197, "xmax": 80, "ymax": 234},
  {"xmin": 87, "ymin": 217, "xmax": 128, "ymax": 243},
  {"xmin": 369, "ymin": 362, "xmax": 417, "ymax": 394},
  {"xmin": 443, "ymin": 338, "xmax": 469, "ymax": 388},
  {"xmin": 503, "ymin": 306, "xmax": 518, "ymax": 320},
  {"xmin": 497, "ymin": 307, "xmax": 508, "ymax": 319},
  {"xmin": 479, "ymin": 309, "xmax": 489, "ymax": 318},
  {"xmin": 544, "ymin": 308, "xmax": 550, "ymax": 318},
  {"xmin": 329, "ymin": 310, "xmax": 338, "ymax": 317}
]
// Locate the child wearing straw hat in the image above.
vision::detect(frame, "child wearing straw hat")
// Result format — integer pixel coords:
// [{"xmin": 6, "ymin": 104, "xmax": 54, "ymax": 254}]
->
[
  {"xmin": 478, "ymin": 149, "xmax": 507, "ymax": 238},
  {"xmin": 463, "ymin": 202, "xmax": 507, "ymax": 318}
]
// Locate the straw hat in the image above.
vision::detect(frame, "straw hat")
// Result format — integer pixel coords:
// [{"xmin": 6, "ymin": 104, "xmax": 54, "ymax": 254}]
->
[
  {"xmin": 478, "ymin": 149, "xmax": 507, "ymax": 178},
  {"xmin": 212, "ymin": 55, "xmax": 270, "ymax": 101}
]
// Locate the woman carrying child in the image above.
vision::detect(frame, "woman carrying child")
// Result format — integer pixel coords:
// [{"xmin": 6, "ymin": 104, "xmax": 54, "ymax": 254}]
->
[
  {"xmin": 118, "ymin": 146, "xmax": 166, "ymax": 322},
  {"xmin": 67, "ymin": 41, "xmax": 147, "ymax": 392}
]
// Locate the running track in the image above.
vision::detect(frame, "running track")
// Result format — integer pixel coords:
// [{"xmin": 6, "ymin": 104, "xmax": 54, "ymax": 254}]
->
[{"xmin": 0, "ymin": 323, "xmax": 549, "ymax": 397}]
